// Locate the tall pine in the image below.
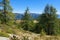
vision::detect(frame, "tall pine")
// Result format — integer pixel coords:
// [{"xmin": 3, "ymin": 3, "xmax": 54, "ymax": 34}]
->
[
  {"xmin": 0, "ymin": 0, "xmax": 14, "ymax": 24},
  {"xmin": 21, "ymin": 7, "xmax": 34, "ymax": 31},
  {"xmin": 21, "ymin": 7, "xmax": 31, "ymax": 30},
  {"xmin": 38, "ymin": 4, "xmax": 59, "ymax": 35}
]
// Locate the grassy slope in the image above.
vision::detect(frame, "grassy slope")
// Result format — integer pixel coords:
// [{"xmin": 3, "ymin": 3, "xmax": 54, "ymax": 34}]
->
[{"xmin": 0, "ymin": 24, "xmax": 60, "ymax": 40}]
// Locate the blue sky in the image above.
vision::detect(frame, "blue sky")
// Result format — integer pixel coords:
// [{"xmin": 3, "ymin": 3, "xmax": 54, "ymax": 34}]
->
[{"xmin": 9, "ymin": 0, "xmax": 60, "ymax": 14}]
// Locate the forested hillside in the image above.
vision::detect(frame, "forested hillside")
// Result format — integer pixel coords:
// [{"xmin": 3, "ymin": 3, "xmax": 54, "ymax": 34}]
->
[{"xmin": 0, "ymin": 0, "xmax": 60, "ymax": 40}]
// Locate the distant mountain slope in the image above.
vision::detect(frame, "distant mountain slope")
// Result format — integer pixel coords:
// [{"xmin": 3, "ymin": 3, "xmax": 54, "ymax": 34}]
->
[
  {"xmin": 15, "ymin": 13, "xmax": 60, "ymax": 20},
  {"xmin": 15, "ymin": 13, "xmax": 23, "ymax": 20},
  {"xmin": 15, "ymin": 13, "xmax": 40, "ymax": 20},
  {"xmin": 30, "ymin": 13, "xmax": 40, "ymax": 19}
]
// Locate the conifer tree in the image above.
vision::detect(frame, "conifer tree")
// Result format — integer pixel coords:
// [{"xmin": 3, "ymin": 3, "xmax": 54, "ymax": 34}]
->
[
  {"xmin": 37, "ymin": 4, "xmax": 59, "ymax": 35},
  {"xmin": 21, "ymin": 7, "xmax": 30, "ymax": 30},
  {"xmin": 21, "ymin": 7, "xmax": 34, "ymax": 31},
  {"xmin": 0, "ymin": 0, "xmax": 14, "ymax": 24}
]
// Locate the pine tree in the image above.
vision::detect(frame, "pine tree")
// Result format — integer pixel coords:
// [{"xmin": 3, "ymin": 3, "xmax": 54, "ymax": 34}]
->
[
  {"xmin": 50, "ymin": 6, "xmax": 60, "ymax": 35},
  {"xmin": 37, "ymin": 4, "xmax": 59, "ymax": 35},
  {"xmin": 21, "ymin": 7, "xmax": 31, "ymax": 30},
  {"xmin": 0, "ymin": 0, "xmax": 14, "ymax": 24},
  {"xmin": 21, "ymin": 7, "xmax": 36, "ymax": 32},
  {"xmin": 22, "ymin": 7, "xmax": 30, "ymax": 20}
]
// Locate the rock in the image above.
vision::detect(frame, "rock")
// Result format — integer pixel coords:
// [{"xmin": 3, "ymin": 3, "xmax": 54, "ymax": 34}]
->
[{"xmin": 0, "ymin": 37, "xmax": 10, "ymax": 40}]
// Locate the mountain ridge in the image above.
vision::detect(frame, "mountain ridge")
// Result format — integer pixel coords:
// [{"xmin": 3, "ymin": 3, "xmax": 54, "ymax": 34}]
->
[{"xmin": 15, "ymin": 13, "xmax": 60, "ymax": 20}]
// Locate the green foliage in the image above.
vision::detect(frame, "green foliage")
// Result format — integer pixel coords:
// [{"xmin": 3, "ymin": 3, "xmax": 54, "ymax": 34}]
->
[
  {"xmin": 6, "ymin": 28, "xmax": 15, "ymax": 34},
  {"xmin": 28, "ymin": 21, "xmax": 35, "ymax": 32},
  {"xmin": 0, "ymin": 0, "xmax": 60, "ymax": 37},
  {"xmin": 37, "ymin": 4, "xmax": 59, "ymax": 35},
  {"xmin": 0, "ymin": 0, "xmax": 14, "ymax": 24},
  {"xmin": 33, "ymin": 23, "xmax": 41, "ymax": 33},
  {"xmin": 0, "ymin": 12, "xmax": 3, "ymax": 23},
  {"xmin": 22, "ymin": 7, "xmax": 31, "ymax": 20},
  {"xmin": 0, "ymin": 32, "xmax": 9, "ymax": 37},
  {"xmin": 21, "ymin": 7, "xmax": 34, "ymax": 31},
  {"xmin": 52, "ymin": 19, "xmax": 60, "ymax": 35},
  {"xmin": 40, "ymin": 29, "xmax": 46, "ymax": 36}
]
